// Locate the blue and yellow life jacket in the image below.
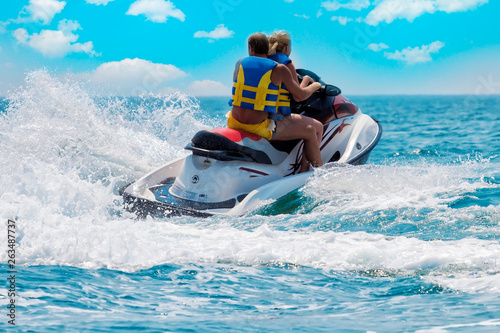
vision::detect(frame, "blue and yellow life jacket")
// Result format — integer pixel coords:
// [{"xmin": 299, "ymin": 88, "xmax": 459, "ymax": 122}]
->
[
  {"xmin": 268, "ymin": 53, "xmax": 292, "ymax": 117},
  {"xmin": 269, "ymin": 53, "xmax": 292, "ymax": 66},
  {"xmin": 228, "ymin": 57, "xmax": 279, "ymax": 114}
]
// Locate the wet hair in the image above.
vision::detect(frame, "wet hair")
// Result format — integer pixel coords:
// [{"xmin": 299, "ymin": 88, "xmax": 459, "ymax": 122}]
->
[
  {"xmin": 268, "ymin": 31, "xmax": 291, "ymax": 56},
  {"xmin": 248, "ymin": 33, "xmax": 269, "ymax": 55}
]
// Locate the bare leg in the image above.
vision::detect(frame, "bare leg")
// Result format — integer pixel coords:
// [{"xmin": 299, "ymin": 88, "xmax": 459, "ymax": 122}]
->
[
  {"xmin": 273, "ymin": 114, "xmax": 323, "ymax": 168},
  {"xmin": 312, "ymin": 118, "xmax": 323, "ymax": 146},
  {"xmin": 299, "ymin": 77, "xmax": 323, "ymax": 146},
  {"xmin": 300, "ymin": 117, "xmax": 323, "ymax": 172},
  {"xmin": 300, "ymin": 144, "xmax": 310, "ymax": 172}
]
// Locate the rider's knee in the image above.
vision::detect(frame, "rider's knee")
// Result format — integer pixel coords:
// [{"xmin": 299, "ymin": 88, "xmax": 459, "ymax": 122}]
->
[
  {"xmin": 314, "ymin": 120, "xmax": 323, "ymax": 132},
  {"xmin": 304, "ymin": 124, "xmax": 317, "ymax": 139}
]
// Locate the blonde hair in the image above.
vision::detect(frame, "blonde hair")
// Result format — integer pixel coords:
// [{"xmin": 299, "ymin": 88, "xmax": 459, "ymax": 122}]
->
[{"xmin": 268, "ymin": 31, "xmax": 291, "ymax": 56}]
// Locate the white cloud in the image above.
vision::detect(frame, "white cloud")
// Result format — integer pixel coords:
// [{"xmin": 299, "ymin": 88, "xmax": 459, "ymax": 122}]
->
[
  {"xmin": 435, "ymin": 0, "xmax": 489, "ymax": 12},
  {"xmin": 13, "ymin": 29, "xmax": 29, "ymax": 44},
  {"xmin": 0, "ymin": 21, "xmax": 10, "ymax": 34},
  {"xmin": 13, "ymin": 20, "xmax": 97, "ymax": 58},
  {"xmin": 366, "ymin": 42, "xmax": 389, "ymax": 52},
  {"xmin": 321, "ymin": 1, "xmax": 371, "ymax": 25},
  {"xmin": 294, "ymin": 14, "xmax": 310, "ymax": 19},
  {"xmin": 321, "ymin": 0, "xmax": 370, "ymax": 11},
  {"xmin": 90, "ymin": 58, "xmax": 186, "ymax": 93},
  {"xmin": 85, "ymin": 0, "xmax": 115, "ymax": 5},
  {"xmin": 126, "ymin": 0, "xmax": 185, "ymax": 23},
  {"xmin": 187, "ymin": 80, "xmax": 230, "ymax": 97},
  {"xmin": 365, "ymin": 0, "xmax": 488, "ymax": 25},
  {"xmin": 22, "ymin": 0, "xmax": 66, "ymax": 25},
  {"xmin": 194, "ymin": 24, "xmax": 234, "ymax": 41},
  {"xmin": 384, "ymin": 41, "xmax": 445, "ymax": 64},
  {"xmin": 331, "ymin": 16, "xmax": 353, "ymax": 25}
]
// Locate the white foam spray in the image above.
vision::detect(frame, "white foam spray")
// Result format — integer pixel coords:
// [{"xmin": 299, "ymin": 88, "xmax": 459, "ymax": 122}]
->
[{"xmin": 0, "ymin": 71, "xmax": 499, "ymax": 294}]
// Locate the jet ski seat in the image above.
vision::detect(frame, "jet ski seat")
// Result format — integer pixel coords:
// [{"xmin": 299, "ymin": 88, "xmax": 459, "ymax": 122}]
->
[{"xmin": 185, "ymin": 129, "xmax": 273, "ymax": 164}]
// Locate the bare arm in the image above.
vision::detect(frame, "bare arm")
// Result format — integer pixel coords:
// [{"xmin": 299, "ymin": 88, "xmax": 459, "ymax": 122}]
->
[
  {"xmin": 271, "ymin": 64, "xmax": 321, "ymax": 102},
  {"xmin": 286, "ymin": 62, "xmax": 315, "ymax": 87},
  {"xmin": 286, "ymin": 62, "xmax": 300, "ymax": 85},
  {"xmin": 300, "ymin": 75, "xmax": 315, "ymax": 88},
  {"xmin": 233, "ymin": 59, "xmax": 242, "ymax": 81}
]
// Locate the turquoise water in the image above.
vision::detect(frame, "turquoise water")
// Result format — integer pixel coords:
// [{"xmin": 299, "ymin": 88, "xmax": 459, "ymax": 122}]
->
[{"xmin": 1, "ymin": 71, "xmax": 499, "ymax": 332}]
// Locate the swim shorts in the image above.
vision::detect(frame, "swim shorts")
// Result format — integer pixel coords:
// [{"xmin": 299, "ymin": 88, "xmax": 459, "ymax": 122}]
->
[{"xmin": 227, "ymin": 111, "xmax": 276, "ymax": 140}]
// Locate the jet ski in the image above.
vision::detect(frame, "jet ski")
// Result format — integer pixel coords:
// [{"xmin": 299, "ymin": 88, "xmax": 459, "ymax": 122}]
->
[{"xmin": 120, "ymin": 69, "xmax": 382, "ymax": 218}]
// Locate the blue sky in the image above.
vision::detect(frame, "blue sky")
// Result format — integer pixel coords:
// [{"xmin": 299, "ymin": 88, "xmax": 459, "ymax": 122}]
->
[{"xmin": 0, "ymin": 0, "xmax": 499, "ymax": 96}]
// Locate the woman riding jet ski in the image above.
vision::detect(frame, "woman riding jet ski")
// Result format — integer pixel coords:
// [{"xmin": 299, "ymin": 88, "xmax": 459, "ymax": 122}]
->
[{"xmin": 120, "ymin": 67, "xmax": 382, "ymax": 217}]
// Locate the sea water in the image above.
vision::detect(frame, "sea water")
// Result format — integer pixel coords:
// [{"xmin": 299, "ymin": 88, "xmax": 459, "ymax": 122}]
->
[{"xmin": 0, "ymin": 70, "xmax": 499, "ymax": 332}]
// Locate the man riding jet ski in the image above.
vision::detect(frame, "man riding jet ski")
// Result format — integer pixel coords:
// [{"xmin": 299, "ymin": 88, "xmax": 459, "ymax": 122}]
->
[
  {"xmin": 227, "ymin": 32, "xmax": 324, "ymax": 171},
  {"xmin": 120, "ymin": 72, "xmax": 381, "ymax": 217}
]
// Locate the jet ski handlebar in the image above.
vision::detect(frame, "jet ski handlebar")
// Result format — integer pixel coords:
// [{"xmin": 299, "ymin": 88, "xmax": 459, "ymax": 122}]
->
[
  {"xmin": 319, "ymin": 84, "xmax": 342, "ymax": 96},
  {"xmin": 296, "ymin": 68, "xmax": 341, "ymax": 97}
]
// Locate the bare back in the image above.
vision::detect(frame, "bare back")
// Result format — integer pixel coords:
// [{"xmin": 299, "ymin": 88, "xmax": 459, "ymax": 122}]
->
[{"xmin": 231, "ymin": 105, "xmax": 269, "ymax": 124}]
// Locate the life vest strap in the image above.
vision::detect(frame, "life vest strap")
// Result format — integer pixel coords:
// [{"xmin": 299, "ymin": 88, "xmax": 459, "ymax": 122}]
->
[
  {"xmin": 232, "ymin": 82, "xmax": 279, "ymax": 95},
  {"xmin": 237, "ymin": 97, "xmax": 277, "ymax": 107}
]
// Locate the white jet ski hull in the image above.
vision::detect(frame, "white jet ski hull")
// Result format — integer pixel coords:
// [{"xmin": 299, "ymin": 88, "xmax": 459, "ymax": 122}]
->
[{"xmin": 121, "ymin": 110, "xmax": 382, "ymax": 217}]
